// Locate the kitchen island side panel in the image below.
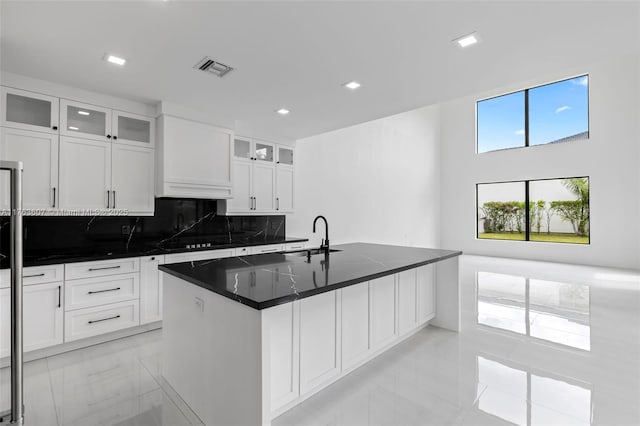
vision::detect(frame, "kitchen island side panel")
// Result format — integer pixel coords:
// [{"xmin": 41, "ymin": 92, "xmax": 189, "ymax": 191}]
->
[{"xmin": 162, "ymin": 272, "xmax": 269, "ymax": 426}]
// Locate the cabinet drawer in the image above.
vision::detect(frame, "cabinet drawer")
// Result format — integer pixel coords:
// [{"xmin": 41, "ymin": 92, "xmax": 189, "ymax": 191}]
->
[
  {"xmin": 65, "ymin": 273, "xmax": 139, "ymax": 311},
  {"xmin": 164, "ymin": 249, "xmax": 236, "ymax": 264},
  {"xmin": 64, "ymin": 300, "xmax": 139, "ymax": 342},
  {"xmin": 284, "ymin": 242, "xmax": 307, "ymax": 251},
  {"xmin": 0, "ymin": 264, "xmax": 64, "ymax": 288},
  {"xmin": 247, "ymin": 244, "xmax": 285, "ymax": 255},
  {"xmin": 65, "ymin": 258, "xmax": 140, "ymax": 280}
]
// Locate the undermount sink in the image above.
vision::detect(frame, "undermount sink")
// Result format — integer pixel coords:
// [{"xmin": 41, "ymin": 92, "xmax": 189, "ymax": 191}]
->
[{"xmin": 283, "ymin": 248, "xmax": 342, "ymax": 256}]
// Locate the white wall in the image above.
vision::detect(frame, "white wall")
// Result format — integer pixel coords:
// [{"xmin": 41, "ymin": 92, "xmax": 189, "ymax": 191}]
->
[
  {"xmin": 287, "ymin": 105, "xmax": 441, "ymax": 248},
  {"xmin": 440, "ymin": 54, "xmax": 640, "ymax": 270}
]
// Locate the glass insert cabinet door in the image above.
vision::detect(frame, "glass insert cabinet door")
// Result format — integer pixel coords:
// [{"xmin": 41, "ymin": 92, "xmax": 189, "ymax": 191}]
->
[
  {"xmin": 1, "ymin": 87, "xmax": 59, "ymax": 134},
  {"xmin": 234, "ymin": 138, "xmax": 252, "ymax": 160},
  {"xmin": 113, "ymin": 111, "xmax": 154, "ymax": 147},
  {"xmin": 254, "ymin": 141, "xmax": 274, "ymax": 163},
  {"xmin": 60, "ymin": 99, "xmax": 111, "ymax": 142},
  {"xmin": 277, "ymin": 147, "xmax": 294, "ymax": 166}
]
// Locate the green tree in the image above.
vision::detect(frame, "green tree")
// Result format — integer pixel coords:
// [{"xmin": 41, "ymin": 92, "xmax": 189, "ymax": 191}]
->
[{"xmin": 562, "ymin": 178, "xmax": 589, "ymax": 236}]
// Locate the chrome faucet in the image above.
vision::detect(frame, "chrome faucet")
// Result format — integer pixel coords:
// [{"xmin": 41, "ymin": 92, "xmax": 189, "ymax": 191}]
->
[{"xmin": 312, "ymin": 215, "xmax": 330, "ymax": 255}]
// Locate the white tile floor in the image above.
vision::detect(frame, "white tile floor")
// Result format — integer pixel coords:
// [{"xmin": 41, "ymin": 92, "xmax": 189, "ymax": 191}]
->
[{"xmin": 2, "ymin": 255, "xmax": 639, "ymax": 426}]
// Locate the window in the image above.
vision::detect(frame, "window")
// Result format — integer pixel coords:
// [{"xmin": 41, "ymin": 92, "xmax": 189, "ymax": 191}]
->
[
  {"xmin": 477, "ymin": 177, "xmax": 589, "ymax": 244},
  {"xmin": 477, "ymin": 75, "xmax": 589, "ymax": 153}
]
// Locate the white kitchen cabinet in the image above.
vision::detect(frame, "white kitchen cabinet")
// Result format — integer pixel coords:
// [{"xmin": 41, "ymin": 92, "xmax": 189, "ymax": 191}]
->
[
  {"xmin": 112, "ymin": 110, "xmax": 155, "ymax": 148},
  {"xmin": 370, "ymin": 274, "xmax": 396, "ymax": 350},
  {"xmin": 0, "ymin": 127, "xmax": 58, "ymax": 211},
  {"xmin": 156, "ymin": 115, "xmax": 233, "ymax": 199},
  {"xmin": 24, "ymin": 282, "xmax": 64, "ymax": 352},
  {"xmin": 64, "ymin": 273, "xmax": 139, "ymax": 311},
  {"xmin": 417, "ymin": 264, "xmax": 436, "ymax": 324},
  {"xmin": 253, "ymin": 163, "xmax": 276, "ymax": 212},
  {"xmin": 227, "ymin": 161, "xmax": 253, "ymax": 212},
  {"xmin": 64, "ymin": 299, "xmax": 140, "ymax": 342},
  {"xmin": 275, "ymin": 166, "xmax": 294, "ymax": 213},
  {"xmin": 111, "ymin": 144, "xmax": 154, "ymax": 214},
  {"xmin": 163, "ymin": 248, "xmax": 236, "ymax": 264},
  {"xmin": 341, "ymin": 282, "xmax": 371, "ymax": 369},
  {"xmin": 225, "ymin": 137, "xmax": 294, "ymax": 214},
  {"xmin": 58, "ymin": 136, "xmax": 154, "ymax": 214},
  {"xmin": 227, "ymin": 137, "xmax": 275, "ymax": 213},
  {"xmin": 277, "ymin": 146, "xmax": 294, "ymax": 167},
  {"xmin": 1, "ymin": 282, "xmax": 63, "ymax": 358},
  {"xmin": 64, "ymin": 257, "xmax": 140, "ymax": 280},
  {"xmin": 140, "ymin": 255, "xmax": 164, "ymax": 324},
  {"xmin": 58, "ymin": 136, "xmax": 111, "ymax": 211},
  {"xmin": 60, "ymin": 99, "xmax": 112, "ymax": 142},
  {"xmin": 264, "ymin": 302, "xmax": 300, "ymax": 411},
  {"xmin": 1, "ymin": 87, "xmax": 59, "ymax": 134},
  {"xmin": 246, "ymin": 244, "xmax": 285, "ymax": 255},
  {"xmin": 398, "ymin": 269, "xmax": 418, "ymax": 335},
  {"xmin": 299, "ymin": 290, "xmax": 341, "ymax": 394}
]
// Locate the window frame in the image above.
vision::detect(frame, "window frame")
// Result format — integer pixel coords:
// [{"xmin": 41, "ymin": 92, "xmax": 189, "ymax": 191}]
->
[
  {"xmin": 476, "ymin": 176, "xmax": 590, "ymax": 245},
  {"xmin": 476, "ymin": 74, "xmax": 590, "ymax": 154}
]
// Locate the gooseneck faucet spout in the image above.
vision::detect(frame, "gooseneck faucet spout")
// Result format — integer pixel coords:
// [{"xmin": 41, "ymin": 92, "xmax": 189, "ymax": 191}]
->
[{"xmin": 312, "ymin": 215, "xmax": 330, "ymax": 255}]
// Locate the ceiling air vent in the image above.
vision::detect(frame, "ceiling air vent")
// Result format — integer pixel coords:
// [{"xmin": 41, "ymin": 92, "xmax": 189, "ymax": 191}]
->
[{"xmin": 194, "ymin": 57, "xmax": 234, "ymax": 78}]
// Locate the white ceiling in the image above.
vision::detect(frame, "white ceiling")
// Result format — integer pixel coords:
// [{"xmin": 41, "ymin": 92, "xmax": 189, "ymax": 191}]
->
[{"xmin": 1, "ymin": 1, "xmax": 639, "ymax": 141}]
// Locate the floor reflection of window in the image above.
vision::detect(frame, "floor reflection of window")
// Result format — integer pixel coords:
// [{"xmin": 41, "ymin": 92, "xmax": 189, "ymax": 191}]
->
[
  {"xmin": 477, "ymin": 272, "xmax": 591, "ymax": 350},
  {"xmin": 477, "ymin": 356, "xmax": 592, "ymax": 426}
]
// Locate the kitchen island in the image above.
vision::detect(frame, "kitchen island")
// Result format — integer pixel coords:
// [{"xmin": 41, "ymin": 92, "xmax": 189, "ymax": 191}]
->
[{"xmin": 159, "ymin": 243, "xmax": 462, "ymax": 426}]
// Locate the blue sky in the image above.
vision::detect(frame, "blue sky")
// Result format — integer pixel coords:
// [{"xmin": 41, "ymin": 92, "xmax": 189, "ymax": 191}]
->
[{"xmin": 477, "ymin": 76, "xmax": 589, "ymax": 153}]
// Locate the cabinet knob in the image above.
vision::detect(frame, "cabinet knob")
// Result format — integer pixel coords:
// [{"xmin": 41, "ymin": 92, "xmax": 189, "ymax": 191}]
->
[
  {"xmin": 113, "ymin": 135, "xmax": 118, "ymax": 140},
  {"xmin": 52, "ymin": 125, "xmax": 58, "ymax": 130},
  {"xmin": 107, "ymin": 134, "xmax": 112, "ymax": 139},
  {"xmin": 277, "ymin": 161, "xmax": 280, "ymax": 164},
  {"xmin": 151, "ymin": 256, "xmax": 155, "ymax": 260}
]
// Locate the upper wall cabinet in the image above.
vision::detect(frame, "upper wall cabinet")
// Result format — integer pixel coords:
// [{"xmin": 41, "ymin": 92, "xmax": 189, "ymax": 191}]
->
[
  {"xmin": 223, "ymin": 136, "xmax": 294, "ymax": 214},
  {"xmin": 61, "ymin": 100, "xmax": 155, "ymax": 147},
  {"xmin": 1, "ymin": 87, "xmax": 59, "ymax": 134},
  {"xmin": 113, "ymin": 111, "xmax": 155, "ymax": 148},
  {"xmin": 0, "ymin": 127, "xmax": 58, "ymax": 211},
  {"xmin": 61, "ymin": 99, "xmax": 111, "ymax": 142},
  {"xmin": 156, "ymin": 115, "xmax": 233, "ymax": 199}
]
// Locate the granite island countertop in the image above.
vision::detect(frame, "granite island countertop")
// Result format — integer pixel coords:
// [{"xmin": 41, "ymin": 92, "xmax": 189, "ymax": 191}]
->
[{"xmin": 159, "ymin": 242, "xmax": 462, "ymax": 310}]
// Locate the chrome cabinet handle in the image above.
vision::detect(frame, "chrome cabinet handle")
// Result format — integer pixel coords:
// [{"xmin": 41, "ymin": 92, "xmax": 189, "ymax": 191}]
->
[
  {"xmin": 88, "ymin": 287, "xmax": 121, "ymax": 295},
  {"xmin": 52, "ymin": 187, "xmax": 56, "ymax": 208},
  {"xmin": 276, "ymin": 197, "xmax": 279, "ymax": 211},
  {"xmin": 106, "ymin": 190, "xmax": 110, "ymax": 208},
  {"xmin": 57, "ymin": 285, "xmax": 61, "ymax": 308},
  {"xmin": 88, "ymin": 315, "xmax": 120, "ymax": 324},
  {"xmin": 112, "ymin": 190, "xmax": 116, "ymax": 209},
  {"xmin": 88, "ymin": 265, "xmax": 121, "ymax": 272}
]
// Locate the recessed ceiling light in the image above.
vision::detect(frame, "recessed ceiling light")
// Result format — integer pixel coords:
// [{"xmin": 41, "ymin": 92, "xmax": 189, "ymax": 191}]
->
[
  {"xmin": 68, "ymin": 126, "xmax": 79, "ymax": 131},
  {"xmin": 276, "ymin": 108, "xmax": 290, "ymax": 115},
  {"xmin": 78, "ymin": 110, "xmax": 90, "ymax": 116},
  {"xmin": 105, "ymin": 54, "xmax": 126, "ymax": 66},
  {"xmin": 343, "ymin": 81, "xmax": 361, "ymax": 90},
  {"xmin": 454, "ymin": 32, "xmax": 479, "ymax": 48}
]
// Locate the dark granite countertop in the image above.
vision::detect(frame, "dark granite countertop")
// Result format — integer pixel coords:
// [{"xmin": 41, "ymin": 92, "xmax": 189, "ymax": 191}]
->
[
  {"xmin": 0, "ymin": 237, "xmax": 309, "ymax": 269},
  {"xmin": 159, "ymin": 243, "xmax": 462, "ymax": 310}
]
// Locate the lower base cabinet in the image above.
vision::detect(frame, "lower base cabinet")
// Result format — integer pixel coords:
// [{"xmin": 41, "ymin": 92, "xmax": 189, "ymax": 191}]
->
[
  {"xmin": 268, "ymin": 268, "xmax": 437, "ymax": 416},
  {"xmin": 0, "ymin": 282, "xmax": 64, "ymax": 358},
  {"xmin": 299, "ymin": 291, "xmax": 341, "ymax": 394},
  {"xmin": 64, "ymin": 300, "xmax": 140, "ymax": 342}
]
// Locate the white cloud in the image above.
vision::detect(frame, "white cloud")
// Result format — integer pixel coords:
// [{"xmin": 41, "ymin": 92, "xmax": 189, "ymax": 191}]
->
[
  {"xmin": 571, "ymin": 76, "xmax": 588, "ymax": 86},
  {"xmin": 555, "ymin": 105, "xmax": 571, "ymax": 113},
  {"xmin": 514, "ymin": 129, "xmax": 525, "ymax": 135}
]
